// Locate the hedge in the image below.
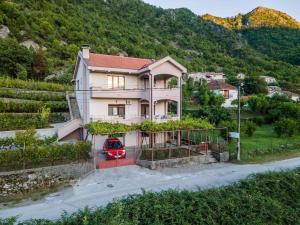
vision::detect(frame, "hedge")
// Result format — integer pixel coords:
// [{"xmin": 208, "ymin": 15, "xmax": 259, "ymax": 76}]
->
[
  {"xmin": 0, "ymin": 77, "xmax": 72, "ymax": 92},
  {"xmin": 0, "ymin": 99, "xmax": 69, "ymax": 113},
  {"xmin": 0, "ymin": 141, "xmax": 91, "ymax": 171},
  {"xmin": 0, "ymin": 113, "xmax": 49, "ymax": 131},
  {"xmin": 0, "ymin": 88, "xmax": 66, "ymax": 101},
  {"xmin": 0, "ymin": 113, "xmax": 70, "ymax": 131}
]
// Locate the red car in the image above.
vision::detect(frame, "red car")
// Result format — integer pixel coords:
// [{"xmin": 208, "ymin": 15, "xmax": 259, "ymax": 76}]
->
[{"xmin": 103, "ymin": 138, "xmax": 126, "ymax": 160}]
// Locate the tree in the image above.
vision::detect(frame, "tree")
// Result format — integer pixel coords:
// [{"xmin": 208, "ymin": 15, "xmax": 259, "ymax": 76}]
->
[
  {"xmin": 243, "ymin": 76, "xmax": 268, "ymax": 95},
  {"xmin": 16, "ymin": 64, "xmax": 27, "ymax": 80},
  {"xmin": 274, "ymin": 118, "xmax": 298, "ymax": 137},
  {"xmin": 243, "ymin": 121, "xmax": 256, "ymax": 137},
  {"xmin": 33, "ymin": 48, "xmax": 48, "ymax": 80}
]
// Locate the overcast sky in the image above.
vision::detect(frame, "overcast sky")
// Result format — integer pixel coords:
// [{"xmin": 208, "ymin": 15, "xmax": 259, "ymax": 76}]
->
[{"xmin": 143, "ymin": 0, "xmax": 300, "ymax": 21}]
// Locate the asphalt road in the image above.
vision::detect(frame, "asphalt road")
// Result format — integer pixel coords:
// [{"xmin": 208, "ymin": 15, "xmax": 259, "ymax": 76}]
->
[{"xmin": 1, "ymin": 157, "xmax": 300, "ymax": 221}]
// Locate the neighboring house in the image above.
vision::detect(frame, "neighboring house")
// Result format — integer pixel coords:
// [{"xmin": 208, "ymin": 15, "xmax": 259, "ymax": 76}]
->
[
  {"xmin": 58, "ymin": 46, "xmax": 187, "ymax": 148},
  {"xmin": 208, "ymin": 80, "xmax": 238, "ymax": 108},
  {"xmin": 267, "ymin": 86, "xmax": 282, "ymax": 97},
  {"xmin": 260, "ymin": 76, "xmax": 277, "ymax": 85},
  {"xmin": 282, "ymin": 91, "xmax": 300, "ymax": 102},
  {"xmin": 189, "ymin": 72, "xmax": 225, "ymax": 82}
]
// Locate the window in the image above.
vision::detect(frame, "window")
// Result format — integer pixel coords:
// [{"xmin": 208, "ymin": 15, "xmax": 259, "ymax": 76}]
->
[
  {"xmin": 108, "ymin": 76, "xmax": 125, "ymax": 89},
  {"xmin": 223, "ymin": 90, "xmax": 229, "ymax": 99},
  {"xmin": 108, "ymin": 105, "xmax": 125, "ymax": 118}
]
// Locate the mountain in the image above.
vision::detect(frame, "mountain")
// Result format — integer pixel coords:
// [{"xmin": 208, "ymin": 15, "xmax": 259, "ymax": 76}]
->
[
  {"xmin": 203, "ymin": 7, "xmax": 300, "ymax": 67},
  {"xmin": 0, "ymin": 1, "xmax": 299, "ymax": 92},
  {"xmin": 202, "ymin": 7, "xmax": 300, "ymax": 29}
]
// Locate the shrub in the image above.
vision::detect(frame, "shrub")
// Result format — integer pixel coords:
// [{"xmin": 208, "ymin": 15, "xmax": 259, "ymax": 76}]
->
[
  {"xmin": 0, "ymin": 77, "xmax": 72, "ymax": 92},
  {"xmin": 0, "ymin": 99, "xmax": 68, "ymax": 113},
  {"xmin": 0, "ymin": 88, "xmax": 66, "ymax": 101},
  {"xmin": 243, "ymin": 121, "xmax": 256, "ymax": 137},
  {"xmin": 0, "ymin": 113, "xmax": 49, "ymax": 131},
  {"xmin": 251, "ymin": 116, "xmax": 264, "ymax": 126},
  {"xmin": 274, "ymin": 118, "xmax": 298, "ymax": 137},
  {"xmin": 219, "ymin": 120, "xmax": 237, "ymax": 139},
  {"xmin": 0, "ymin": 141, "xmax": 91, "ymax": 171}
]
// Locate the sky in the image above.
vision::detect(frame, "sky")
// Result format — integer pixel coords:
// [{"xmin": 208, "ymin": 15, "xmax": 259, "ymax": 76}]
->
[{"xmin": 143, "ymin": 0, "xmax": 300, "ymax": 21}]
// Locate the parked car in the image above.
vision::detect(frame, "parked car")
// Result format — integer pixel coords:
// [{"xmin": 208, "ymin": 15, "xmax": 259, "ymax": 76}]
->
[{"xmin": 103, "ymin": 138, "xmax": 126, "ymax": 160}]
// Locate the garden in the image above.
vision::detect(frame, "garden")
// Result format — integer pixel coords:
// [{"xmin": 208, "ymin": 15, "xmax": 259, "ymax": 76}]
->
[
  {"xmin": 2, "ymin": 167, "xmax": 299, "ymax": 224},
  {"xmin": 0, "ymin": 77, "xmax": 72, "ymax": 131},
  {"xmin": 0, "ymin": 129, "xmax": 91, "ymax": 172}
]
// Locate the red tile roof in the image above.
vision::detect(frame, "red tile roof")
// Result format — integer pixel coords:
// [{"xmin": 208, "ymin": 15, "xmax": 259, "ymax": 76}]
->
[
  {"xmin": 208, "ymin": 80, "xmax": 237, "ymax": 90},
  {"xmin": 87, "ymin": 53, "xmax": 155, "ymax": 70}
]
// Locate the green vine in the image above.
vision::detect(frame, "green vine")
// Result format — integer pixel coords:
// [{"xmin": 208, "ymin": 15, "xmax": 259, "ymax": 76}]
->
[{"xmin": 85, "ymin": 118, "xmax": 213, "ymax": 135}]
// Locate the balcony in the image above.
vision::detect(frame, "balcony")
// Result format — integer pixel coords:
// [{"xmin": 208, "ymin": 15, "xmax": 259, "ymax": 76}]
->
[
  {"xmin": 153, "ymin": 115, "xmax": 180, "ymax": 123},
  {"xmin": 91, "ymin": 115, "xmax": 145, "ymax": 125},
  {"xmin": 90, "ymin": 87, "xmax": 149, "ymax": 100},
  {"xmin": 152, "ymin": 87, "xmax": 180, "ymax": 102}
]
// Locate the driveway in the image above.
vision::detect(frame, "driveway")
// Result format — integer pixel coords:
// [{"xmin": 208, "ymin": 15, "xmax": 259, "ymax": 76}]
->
[{"xmin": 1, "ymin": 157, "xmax": 300, "ymax": 221}]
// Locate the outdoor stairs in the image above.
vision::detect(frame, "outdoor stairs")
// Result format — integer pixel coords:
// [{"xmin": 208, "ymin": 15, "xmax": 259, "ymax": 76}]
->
[{"xmin": 57, "ymin": 92, "xmax": 82, "ymax": 141}]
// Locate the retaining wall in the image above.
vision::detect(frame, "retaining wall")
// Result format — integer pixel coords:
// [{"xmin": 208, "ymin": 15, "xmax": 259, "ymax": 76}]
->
[{"xmin": 0, "ymin": 161, "xmax": 94, "ymax": 200}]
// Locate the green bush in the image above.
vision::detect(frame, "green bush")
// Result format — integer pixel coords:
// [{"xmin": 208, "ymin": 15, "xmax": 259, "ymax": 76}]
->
[
  {"xmin": 0, "ymin": 141, "xmax": 91, "ymax": 171},
  {"xmin": 219, "ymin": 120, "xmax": 237, "ymax": 139},
  {"xmin": 0, "ymin": 99, "xmax": 68, "ymax": 113},
  {"xmin": 243, "ymin": 121, "xmax": 257, "ymax": 137},
  {"xmin": 0, "ymin": 113, "xmax": 49, "ymax": 131},
  {"xmin": 0, "ymin": 88, "xmax": 66, "ymax": 101},
  {"xmin": 0, "ymin": 77, "xmax": 72, "ymax": 92},
  {"xmin": 251, "ymin": 116, "xmax": 264, "ymax": 126},
  {"xmin": 274, "ymin": 118, "xmax": 298, "ymax": 137}
]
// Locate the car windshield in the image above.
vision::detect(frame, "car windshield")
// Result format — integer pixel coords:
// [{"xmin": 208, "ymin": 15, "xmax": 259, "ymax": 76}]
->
[{"xmin": 107, "ymin": 141, "xmax": 122, "ymax": 149}]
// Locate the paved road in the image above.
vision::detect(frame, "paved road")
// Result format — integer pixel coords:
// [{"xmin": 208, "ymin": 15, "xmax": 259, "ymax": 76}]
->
[{"xmin": 1, "ymin": 157, "xmax": 300, "ymax": 221}]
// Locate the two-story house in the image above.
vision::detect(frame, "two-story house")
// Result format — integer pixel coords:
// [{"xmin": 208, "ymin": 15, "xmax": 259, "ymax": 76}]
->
[
  {"xmin": 58, "ymin": 46, "xmax": 187, "ymax": 148},
  {"xmin": 208, "ymin": 80, "xmax": 238, "ymax": 107}
]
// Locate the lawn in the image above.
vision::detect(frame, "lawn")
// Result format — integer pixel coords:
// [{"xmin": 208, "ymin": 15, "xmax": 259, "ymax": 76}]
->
[
  {"xmin": 230, "ymin": 125, "xmax": 300, "ymax": 163},
  {"xmin": 2, "ymin": 168, "xmax": 300, "ymax": 225}
]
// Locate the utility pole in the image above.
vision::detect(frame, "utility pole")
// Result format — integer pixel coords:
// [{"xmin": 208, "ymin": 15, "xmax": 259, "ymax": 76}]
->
[{"xmin": 237, "ymin": 84, "xmax": 241, "ymax": 161}]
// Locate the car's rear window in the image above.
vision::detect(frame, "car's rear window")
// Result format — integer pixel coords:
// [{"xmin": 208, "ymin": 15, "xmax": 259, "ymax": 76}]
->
[{"xmin": 107, "ymin": 141, "xmax": 122, "ymax": 149}]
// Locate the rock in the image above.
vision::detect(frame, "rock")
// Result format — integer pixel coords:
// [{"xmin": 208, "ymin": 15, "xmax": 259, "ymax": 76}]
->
[
  {"xmin": 3, "ymin": 184, "xmax": 10, "ymax": 189},
  {"xmin": 0, "ymin": 25, "xmax": 10, "ymax": 38},
  {"xmin": 20, "ymin": 39, "xmax": 47, "ymax": 51},
  {"xmin": 28, "ymin": 174, "xmax": 37, "ymax": 180}
]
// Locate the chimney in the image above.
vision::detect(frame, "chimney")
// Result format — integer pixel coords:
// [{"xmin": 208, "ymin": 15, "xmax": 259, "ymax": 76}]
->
[{"xmin": 82, "ymin": 45, "xmax": 90, "ymax": 59}]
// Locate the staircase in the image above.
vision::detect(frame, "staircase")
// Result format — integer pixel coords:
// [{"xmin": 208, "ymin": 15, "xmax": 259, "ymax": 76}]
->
[
  {"xmin": 66, "ymin": 92, "xmax": 81, "ymax": 120},
  {"xmin": 57, "ymin": 92, "xmax": 82, "ymax": 141}
]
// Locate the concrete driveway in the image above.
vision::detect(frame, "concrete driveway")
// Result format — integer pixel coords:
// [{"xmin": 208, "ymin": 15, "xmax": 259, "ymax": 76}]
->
[{"xmin": 1, "ymin": 157, "xmax": 300, "ymax": 221}]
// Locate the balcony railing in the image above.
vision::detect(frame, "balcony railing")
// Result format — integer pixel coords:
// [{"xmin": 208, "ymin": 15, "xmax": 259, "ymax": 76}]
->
[
  {"xmin": 90, "ymin": 87, "xmax": 149, "ymax": 100},
  {"xmin": 152, "ymin": 87, "xmax": 180, "ymax": 102}
]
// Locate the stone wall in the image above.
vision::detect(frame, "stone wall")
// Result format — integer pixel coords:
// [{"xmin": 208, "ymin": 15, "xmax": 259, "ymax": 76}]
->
[
  {"xmin": 137, "ymin": 154, "xmax": 214, "ymax": 170},
  {"xmin": 0, "ymin": 161, "xmax": 94, "ymax": 200}
]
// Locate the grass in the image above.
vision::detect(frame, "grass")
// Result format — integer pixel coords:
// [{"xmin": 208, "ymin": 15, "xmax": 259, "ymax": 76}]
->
[
  {"xmin": 230, "ymin": 125, "xmax": 300, "ymax": 163},
  {"xmin": 2, "ymin": 168, "xmax": 300, "ymax": 225}
]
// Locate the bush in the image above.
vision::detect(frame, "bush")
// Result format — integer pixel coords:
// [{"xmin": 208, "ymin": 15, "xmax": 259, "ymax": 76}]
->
[
  {"xmin": 0, "ymin": 77, "xmax": 72, "ymax": 92},
  {"xmin": 219, "ymin": 120, "xmax": 237, "ymax": 139},
  {"xmin": 243, "ymin": 121, "xmax": 256, "ymax": 137},
  {"xmin": 0, "ymin": 141, "xmax": 91, "ymax": 171},
  {"xmin": 0, "ymin": 88, "xmax": 66, "ymax": 101},
  {"xmin": 0, "ymin": 113, "xmax": 49, "ymax": 131},
  {"xmin": 251, "ymin": 116, "xmax": 264, "ymax": 126},
  {"xmin": 274, "ymin": 118, "xmax": 298, "ymax": 137},
  {"xmin": 0, "ymin": 99, "xmax": 68, "ymax": 113}
]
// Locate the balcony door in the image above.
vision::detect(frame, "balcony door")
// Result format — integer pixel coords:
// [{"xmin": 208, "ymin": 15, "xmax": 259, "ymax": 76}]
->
[{"xmin": 141, "ymin": 104, "xmax": 149, "ymax": 118}]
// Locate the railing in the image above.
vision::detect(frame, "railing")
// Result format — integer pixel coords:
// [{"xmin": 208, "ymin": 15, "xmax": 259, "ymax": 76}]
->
[
  {"xmin": 152, "ymin": 87, "xmax": 180, "ymax": 102},
  {"xmin": 90, "ymin": 87, "xmax": 149, "ymax": 100},
  {"xmin": 91, "ymin": 116, "xmax": 145, "ymax": 125},
  {"xmin": 57, "ymin": 118, "xmax": 83, "ymax": 140},
  {"xmin": 153, "ymin": 115, "xmax": 179, "ymax": 123}
]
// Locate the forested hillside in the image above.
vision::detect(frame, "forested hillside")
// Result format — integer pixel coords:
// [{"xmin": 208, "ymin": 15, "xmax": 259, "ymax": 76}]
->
[
  {"xmin": 203, "ymin": 7, "xmax": 300, "ymax": 68},
  {"xmin": 0, "ymin": 0, "xmax": 299, "ymax": 91}
]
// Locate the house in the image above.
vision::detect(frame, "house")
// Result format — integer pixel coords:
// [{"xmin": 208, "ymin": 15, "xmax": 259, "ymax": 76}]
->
[
  {"xmin": 208, "ymin": 80, "xmax": 238, "ymax": 108},
  {"xmin": 58, "ymin": 45, "xmax": 187, "ymax": 148},
  {"xmin": 260, "ymin": 76, "xmax": 277, "ymax": 85},
  {"xmin": 189, "ymin": 72, "xmax": 225, "ymax": 82},
  {"xmin": 282, "ymin": 91, "xmax": 300, "ymax": 102},
  {"xmin": 267, "ymin": 86, "xmax": 282, "ymax": 97}
]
